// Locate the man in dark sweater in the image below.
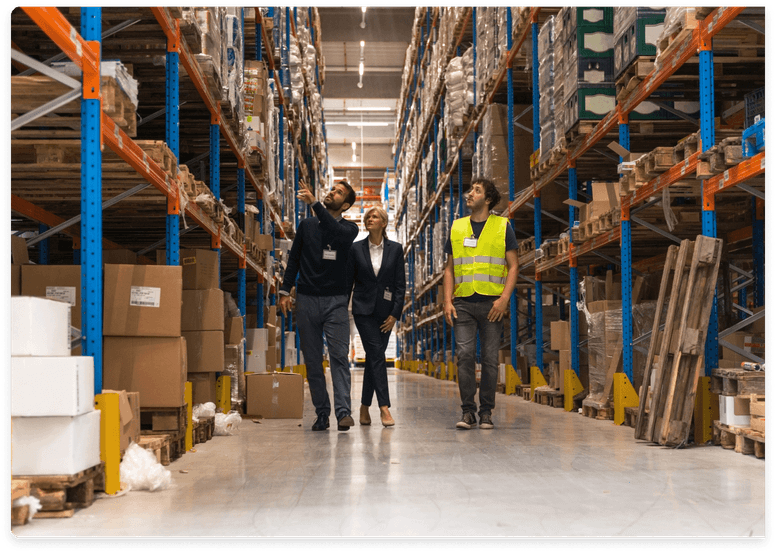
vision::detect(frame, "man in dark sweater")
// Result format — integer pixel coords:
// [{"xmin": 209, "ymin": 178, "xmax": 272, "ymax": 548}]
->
[{"xmin": 279, "ymin": 181, "xmax": 359, "ymax": 431}]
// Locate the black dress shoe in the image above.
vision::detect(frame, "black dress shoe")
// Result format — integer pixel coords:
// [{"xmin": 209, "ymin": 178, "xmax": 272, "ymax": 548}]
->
[
  {"xmin": 337, "ymin": 415, "xmax": 354, "ymax": 431},
  {"xmin": 312, "ymin": 414, "xmax": 330, "ymax": 431}
]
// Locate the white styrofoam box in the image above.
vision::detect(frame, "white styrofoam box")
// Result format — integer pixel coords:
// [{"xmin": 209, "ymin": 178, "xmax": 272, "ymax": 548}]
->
[
  {"xmin": 246, "ymin": 349, "xmax": 267, "ymax": 373},
  {"xmin": 719, "ymin": 395, "xmax": 751, "ymax": 427},
  {"xmin": 11, "ymin": 356, "xmax": 94, "ymax": 417},
  {"xmin": 11, "ymin": 296, "xmax": 71, "ymax": 357},
  {"xmin": 12, "ymin": 410, "xmax": 101, "ymax": 476},
  {"xmin": 245, "ymin": 328, "xmax": 268, "ymax": 353}
]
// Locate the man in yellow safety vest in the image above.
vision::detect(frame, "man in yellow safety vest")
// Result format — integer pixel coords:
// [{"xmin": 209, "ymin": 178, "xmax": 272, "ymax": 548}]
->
[{"xmin": 443, "ymin": 178, "xmax": 519, "ymax": 429}]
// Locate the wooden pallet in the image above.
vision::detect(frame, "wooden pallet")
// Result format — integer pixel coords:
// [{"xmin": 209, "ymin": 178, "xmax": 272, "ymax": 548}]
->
[
  {"xmin": 14, "ymin": 464, "xmax": 103, "ymax": 520},
  {"xmin": 193, "ymin": 416, "xmax": 214, "ymax": 444},
  {"xmin": 615, "ymin": 57, "xmax": 656, "ymax": 104},
  {"xmin": 139, "ymin": 432, "xmax": 187, "ymax": 466},
  {"xmin": 581, "ymin": 399, "xmax": 614, "ymax": 421},
  {"xmin": 713, "ymin": 421, "xmax": 765, "ymax": 459},
  {"xmin": 636, "ymin": 236, "xmax": 723, "ymax": 447},
  {"xmin": 535, "ymin": 388, "xmax": 565, "ymax": 408},
  {"xmin": 623, "ymin": 406, "xmax": 639, "ymax": 429},
  {"xmin": 710, "ymin": 368, "xmax": 765, "ymax": 396},
  {"xmin": 697, "ymin": 137, "xmax": 744, "ymax": 179},
  {"xmin": 11, "ymin": 479, "xmax": 32, "ymax": 527},
  {"xmin": 520, "ymin": 385, "xmax": 533, "ymax": 401}
]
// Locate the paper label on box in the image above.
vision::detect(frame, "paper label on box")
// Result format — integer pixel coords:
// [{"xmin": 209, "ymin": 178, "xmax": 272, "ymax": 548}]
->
[
  {"xmin": 130, "ymin": 286, "xmax": 161, "ymax": 307},
  {"xmin": 46, "ymin": 286, "xmax": 76, "ymax": 306},
  {"xmin": 582, "ymin": 8, "xmax": 603, "ymax": 23},
  {"xmin": 182, "ymin": 256, "xmax": 197, "ymax": 265}
]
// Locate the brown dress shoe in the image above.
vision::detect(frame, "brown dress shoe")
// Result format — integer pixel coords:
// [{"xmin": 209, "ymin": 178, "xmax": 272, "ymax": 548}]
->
[
  {"xmin": 380, "ymin": 406, "xmax": 395, "ymax": 427},
  {"xmin": 360, "ymin": 405, "xmax": 371, "ymax": 425}
]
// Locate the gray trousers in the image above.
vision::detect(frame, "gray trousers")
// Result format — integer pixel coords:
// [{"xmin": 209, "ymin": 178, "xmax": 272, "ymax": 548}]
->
[
  {"xmin": 295, "ymin": 293, "xmax": 352, "ymax": 419},
  {"xmin": 453, "ymin": 297, "xmax": 502, "ymax": 416}
]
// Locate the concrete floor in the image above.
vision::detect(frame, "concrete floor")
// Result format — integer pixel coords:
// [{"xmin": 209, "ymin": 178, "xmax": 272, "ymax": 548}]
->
[{"xmin": 12, "ymin": 368, "xmax": 766, "ymax": 538}]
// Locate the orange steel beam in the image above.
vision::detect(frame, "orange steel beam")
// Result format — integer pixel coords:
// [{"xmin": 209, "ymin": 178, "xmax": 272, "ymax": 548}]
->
[
  {"xmin": 22, "ymin": 7, "xmax": 99, "ymax": 73},
  {"xmin": 704, "ymin": 152, "xmax": 765, "ymax": 202},
  {"xmin": 726, "ymin": 226, "xmax": 753, "ymax": 245}
]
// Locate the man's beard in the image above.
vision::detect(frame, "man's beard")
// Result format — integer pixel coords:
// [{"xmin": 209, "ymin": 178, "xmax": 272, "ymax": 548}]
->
[{"xmin": 324, "ymin": 196, "xmax": 344, "ymax": 211}]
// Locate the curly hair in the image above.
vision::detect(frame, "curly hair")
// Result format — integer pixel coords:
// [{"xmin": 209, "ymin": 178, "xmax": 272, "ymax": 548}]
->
[{"xmin": 470, "ymin": 178, "xmax": 502, "ymax": 211}]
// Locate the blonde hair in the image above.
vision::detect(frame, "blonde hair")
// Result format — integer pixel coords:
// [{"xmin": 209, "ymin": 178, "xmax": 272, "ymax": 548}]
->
[{"xmin": 363, "ymin": 206, "xmax": 389, "ymax": 239}]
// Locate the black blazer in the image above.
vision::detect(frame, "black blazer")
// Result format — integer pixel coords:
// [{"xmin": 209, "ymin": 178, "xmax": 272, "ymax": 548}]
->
[{"xmin": 346, "ymin": 237, "xmax": 406, "ymax": 321}]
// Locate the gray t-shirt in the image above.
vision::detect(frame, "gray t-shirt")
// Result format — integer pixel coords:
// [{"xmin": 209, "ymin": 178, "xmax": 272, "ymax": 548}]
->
[{"xmin": 445, "ymin": 218, "xmax": 519, "ymax": 303}]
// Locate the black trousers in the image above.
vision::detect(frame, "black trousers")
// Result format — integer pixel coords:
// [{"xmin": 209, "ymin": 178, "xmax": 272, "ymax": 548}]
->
[{"xmin": 353, "ymin": 314, "xmax": 392, "ymax": 407}]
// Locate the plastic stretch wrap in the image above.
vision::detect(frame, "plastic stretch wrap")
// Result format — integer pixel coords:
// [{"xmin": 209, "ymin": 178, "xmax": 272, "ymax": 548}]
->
[
  {"xmin": 13, "ymin": 496, "xmax": 41, "ymax": 522},
  {"xmin": 192, "ymin": 402, "xmax": 216, "ymax": 421},
  {"xmin": 656, "ymin": 7, "xmax": 695, "ymax": 58},
  {"xmin": 579, "ymin": 294, "xmax": 657, "ymax": 404},
  {"xmin": 222, "ymin": 340, "xmax": 246, "ymax": 406},
  {"xmin": 119, "ymin": 443, "xmax": 172, "ymax": 492},
  {"xmin": 214, "ymin": 411, "xmax": 242, "ymax": 436}
]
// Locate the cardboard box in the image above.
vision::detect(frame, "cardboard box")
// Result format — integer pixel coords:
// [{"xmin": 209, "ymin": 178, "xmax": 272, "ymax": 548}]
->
[
  {"xmin": 247, "ymin": 348, "xmax": 267, "ymax": 373},
  {"xmin": 722, "ymin": 332, "xmax": 765, "ymax": 365},
  {"xmin": 11, "ymin": 356, "xmax": 94, "ymax": 416},
  {"xmin": 103, "ymin": 336, "xmax": 187, "ymax": 408},
  {"xmin": 264, "ymin": 305, "xmax": 277, "ymax": 327},
  {"xmin": 182, "ymin": 330, "xmax": 225, "ymax": 373},
  {"xmin": 21, "ymin": 264, "xmax": 81, "ymax": 327},
  {"xmin": 551, "ymin": 320, "xmax": 570, "ymax": 351},
  {"xmin": 181, "ymin": 289, "xmax": 224, "ymax": 331},
  {"xmin": 245, "ymin": 372, "xmax": 303, "ymax": 418},
  {"xmin": 11, "ymin": 264, "xmax": 21, "ymax": 295},
  {"xmin": 103, "ymin": 248, "xmax": 138, "ymax": 265},
  {"xmin": 266, "ymin": 323, "xmax": 278, "ymax": 347},
  {"xmin": 224, "ymin": 344, "xmax": 240, "ymax": 370},
  {"xmin": 12, "ymin": 410, "xmax": 101, "ymax": 476},
  {"xmin": 255, "ymin": 234, "xmax": 273, "ymax": 250},
  {"xmin": 188, "ymin": 372, "xmax": 217, "ymax": 405},
  {"xmin": 11, "ymin": 235, "xmax": 30, "ymax": 264},
  {"xmin": 156, "ymin": 248, "xmax": 219, "ymax": 290},
  {"xmin": 719, "ymin": 395, "xmax": 750, "ymax": 427},
  {"xmin": 246, "ymin": 314, "xmax": 258, "ymax": 328},
  {"xmin": 101, "ymin": 389, "xmax": 140, "ymax": 453},
  {"xmin": 266, "ymin": 345, "xmax": 277, "ymax": 371},
  {"xmin": 104, "ymin": 264, "xmax": 182, "ymax": 337},
  {"xmin": 225, "ymin": 316, "xmax": 244, "ymax": 344},
  {"xmin": 11, "ymin": 296, "xmax": 71, "ymax": 357},
  {"xmin": 246, "ymin": 328, "xmax": 268, "ymax": 352}
]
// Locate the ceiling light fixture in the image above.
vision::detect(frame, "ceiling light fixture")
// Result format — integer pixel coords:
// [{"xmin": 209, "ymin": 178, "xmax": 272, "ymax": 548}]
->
[
  {"xmin": 357, "ymin": 40, "xmax": 365, "ymax": 89},
  {"xmin": 346, "ymin": 106, "xmax": 392, "ymax": 112},
  {"xmin": 360, "ymin": 7, "xmax": 367, "ymax": 29}
]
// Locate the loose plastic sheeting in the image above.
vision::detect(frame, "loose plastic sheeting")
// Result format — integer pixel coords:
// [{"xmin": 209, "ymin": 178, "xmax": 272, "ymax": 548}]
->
[
  {"xmin": 192, "ymin": 402, "xmax": 216, "ymax": 422},
  {"xmin": 13, "ymin": 495, "xmax": 41, "ymax": 522},
  {"xmin": 214, "ymin": 411, "xmax": 242, "ymax": 436},
  {"xmin": 119, "ymin": 443, "xmax": 172, "ymax": 492}
]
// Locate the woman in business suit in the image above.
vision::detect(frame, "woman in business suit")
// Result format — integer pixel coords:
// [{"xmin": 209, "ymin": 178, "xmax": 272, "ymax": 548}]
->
[{"xmin": 346, "ymin": 206, "xmax": 406, "ymax": 427}]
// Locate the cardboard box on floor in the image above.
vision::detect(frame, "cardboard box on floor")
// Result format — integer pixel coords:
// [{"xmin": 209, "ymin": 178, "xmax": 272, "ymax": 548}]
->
[
  {"xmin": 182, "ymin": 330, "xmax": 225, "ymax": 372},
  {"xmin": 103, "ymin": 336, "xmax": 187, "ymax": 408},
  {"xmin": 156, "ymin": 248, "xmax": 219, "ymax": 290},
  {"xmin": 181, "ymin": 289, "xmax": 224, "ymax": 332},
  {"xmin": 103, "ymin": 264, "xmax": 182, "ymax": 337},
  {"xmin": 21, "ymin": 264, "xmax": 81, "ymax": 327},
  {"xmin": 245, "ymin": 372, "xmax": 303, "ymax": 418}
]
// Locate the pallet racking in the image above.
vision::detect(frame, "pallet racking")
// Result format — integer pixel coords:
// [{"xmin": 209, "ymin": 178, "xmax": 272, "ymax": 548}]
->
[
  {"xmin": 392, "ymin": 7, "xmax": 764, "ymax": 439},
  {"xmin": 11, "ymin": 7, "xmax": 329, "ymax": 387}
]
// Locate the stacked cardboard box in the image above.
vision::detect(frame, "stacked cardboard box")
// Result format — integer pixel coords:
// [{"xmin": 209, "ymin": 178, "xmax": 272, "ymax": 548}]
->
[
  {"xmin": 11, "ymin": 297, "xmax": 101, "ymax": 476},
  {"xmin": 538, "ymin": 16, "xmax": 557, "ymax": 162},
  {"xmin": 102, "ymin": 264, "xmax": 186, "ymax": 409}
]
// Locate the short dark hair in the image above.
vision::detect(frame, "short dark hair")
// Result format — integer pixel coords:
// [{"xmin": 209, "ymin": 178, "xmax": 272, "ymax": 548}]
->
[
  {"xmin": 471, "ymin": 178, "xmax": 501, "ymax": 211},
  {"xmin": 338, "ymin": 180, "xmax": 356, "ymax": 210}
]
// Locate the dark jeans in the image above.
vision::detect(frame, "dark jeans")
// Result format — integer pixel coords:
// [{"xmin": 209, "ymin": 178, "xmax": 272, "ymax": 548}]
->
[
  {"xmin": 353, "ymin": 314, "xmax": 392, "ymax": 408},
  {"xmin": 453, "ymin": 297, "xmax": 502, "ymax": 416},
  {"xmin": 295, "ymin": 293, "xmax": 351, "ymax": 419}
]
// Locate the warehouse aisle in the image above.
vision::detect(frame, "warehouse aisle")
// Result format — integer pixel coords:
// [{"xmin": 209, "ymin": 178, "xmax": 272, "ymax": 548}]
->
[{"xmin": 13, "ymin": 369, "xmax": 765, "ymax": 538}]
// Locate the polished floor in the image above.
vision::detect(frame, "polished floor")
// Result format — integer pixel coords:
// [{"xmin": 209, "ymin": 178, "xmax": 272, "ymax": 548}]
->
[{"xmin": 12, "ymin": 368, "xmax": 766, "ymax": 538}]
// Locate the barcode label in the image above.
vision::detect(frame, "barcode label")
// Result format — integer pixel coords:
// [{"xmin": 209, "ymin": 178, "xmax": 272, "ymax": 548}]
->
[
  {"xmin": 46, "ymin": 286, "xmax": 77, "ymax": 307},
  {"xmin": 130, "ymin": 286, "xmax": 161, "ymax": 308}
]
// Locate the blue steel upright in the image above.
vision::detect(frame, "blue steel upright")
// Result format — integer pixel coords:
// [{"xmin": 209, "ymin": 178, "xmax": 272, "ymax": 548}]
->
[
  {"xmin": 210, "ymin": 118, "xmax": 221, "ymax": 279},
  {"xmin": 699, "ymin": 44, "xmax": 719, "ymax": 375},
  {"xmin": 506, "ymin": 7, "xmax": 519, "ymax": 373},
  {"xmin": 752, "ymin": 198, "xmax": 764, "ymax": 307},
  {"xmin": 166, "ymin": 27, "xmax": 180, "ymax": 267},
  {"xmin": 38, "ymin": 224, "xmax": 49, "ymax": 264},
  {"xmin": 619, "ymin": 120, "xmax": 634, "ymax": 381},
  {"xmin": 568, "ymin": 166, "xmax": 580, "ymax": 376},
  {"xmin": 81, "ymin": 8, "xmax": 103, "ymax": 394}
]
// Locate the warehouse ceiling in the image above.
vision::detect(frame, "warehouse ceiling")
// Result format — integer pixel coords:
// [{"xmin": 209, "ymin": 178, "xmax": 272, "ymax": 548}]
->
[{"xmin": 319, "ymin": 7, "xmax": 415, "ymax": 175}]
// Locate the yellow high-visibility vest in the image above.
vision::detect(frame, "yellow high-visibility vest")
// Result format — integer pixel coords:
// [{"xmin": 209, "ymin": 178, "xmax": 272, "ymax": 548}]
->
[{"xmin": 450, "ymin": 215, "xmax": 508, "ymax": 297}]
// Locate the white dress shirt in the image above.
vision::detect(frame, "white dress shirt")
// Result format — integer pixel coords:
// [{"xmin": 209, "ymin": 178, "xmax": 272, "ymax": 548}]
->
[{"xmin": 369, "ymin": 237, "xmax": 384, "ymax": 276}]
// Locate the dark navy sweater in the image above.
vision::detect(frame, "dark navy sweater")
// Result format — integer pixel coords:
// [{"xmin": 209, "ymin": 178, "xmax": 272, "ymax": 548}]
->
[{"xmin": 280, "ymin": 201, "xmax": 359, "ymax": 297}]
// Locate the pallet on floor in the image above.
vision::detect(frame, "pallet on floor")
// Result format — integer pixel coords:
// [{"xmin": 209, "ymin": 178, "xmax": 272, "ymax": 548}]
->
[
  {"xmin": 140, "ymin": 405, "xmax": 188, "ymax": 435},
  {"xmin": 581, "ymin": 398, "xmax": 614, "ymax": 421},
  {"xmin": 710, "ymin": 368, "xmax": 765, "ymax": 397},
  {"xmin": 11, "ymin": 479, "xmax": 31, "ymax": 527},
  {"xmin": 519, "ymin": 385, "xmax": 532, "ymax": 401},
  {"xmin": 534, "ymin": 387, "xmax": 564, "ymax": 408},
  {"xmin": 14, "ymin": 464, "xmax": 103, "ymax": 520},
  {"xmin": 713, "ymin": 420, "xmax": 765, "ymax": 459},
  {"xmin": 193, "ymin": 415, "xmax": 215, "ymax": 445},
  {"xmin": 622, "ymin": 406, "xmax": 639, "ymax": 429}
]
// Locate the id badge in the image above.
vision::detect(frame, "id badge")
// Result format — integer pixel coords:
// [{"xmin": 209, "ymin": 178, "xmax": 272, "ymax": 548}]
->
[
  {"xmin": 323, "ymin": 248, "xmax": 337, "ymax": 260},
  {"xmin": 463, "ymin": 237, "xmax": 478, "ymax": 248},
  {"xmin": 383, "ymin": 289, "xmax": 393, "ymax": 301}
]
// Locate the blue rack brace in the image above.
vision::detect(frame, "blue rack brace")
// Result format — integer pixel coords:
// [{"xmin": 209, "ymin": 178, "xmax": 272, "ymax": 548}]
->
[
  {"xmin": 532, "ymin": 18, "xmax": 542, "ymax": 372},
  {"xmin": 507, "ymin": 7, "xmax": 519, "ymax": 373},
  {"xmin": 569, "ymin": 165, "xmax": 580, "ymax": 377},
  {"xmin": 81, "ymin": 8, "xmax": 103, "ymax": 394},
  {"xmin": 619, "ymin": 118, "xmax": 634, "ymax": 382},
  {"xmin": 165, "ymin": 15, "xmax": 180, "ymax": 267}
]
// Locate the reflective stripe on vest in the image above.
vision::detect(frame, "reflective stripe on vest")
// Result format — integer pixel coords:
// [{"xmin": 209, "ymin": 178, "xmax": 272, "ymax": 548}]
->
[{"xmin": 450, "ymin": 215, "xmax": 508, "ymax": 297}]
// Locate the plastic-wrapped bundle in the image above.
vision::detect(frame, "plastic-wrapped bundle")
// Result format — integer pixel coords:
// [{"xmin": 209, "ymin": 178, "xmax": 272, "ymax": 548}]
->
[
  {"xmin": 214, "ymin": 411, "xmax": 242, "ymax": 436},
  {"xmin": 119, "ymin": 443, "xmax": 172, "ymax": 492},
  {"xmin": 656, "ymin": 7, "xmax": 693, "ymax": 59},
  {"xmin": 222, "ymin": 341, "xmax": 245, "ymax": 408}
]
